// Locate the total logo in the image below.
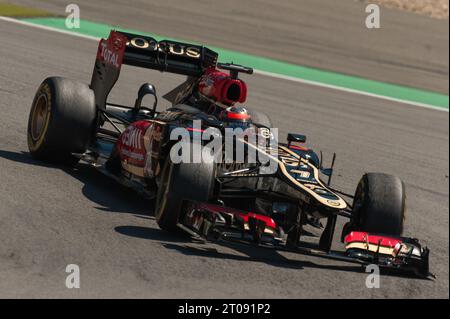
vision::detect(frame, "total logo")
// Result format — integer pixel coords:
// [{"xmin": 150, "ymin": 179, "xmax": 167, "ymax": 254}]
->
[{"xmin": 100, "ymin": 41, "xmax": 120, "ymax": 68}]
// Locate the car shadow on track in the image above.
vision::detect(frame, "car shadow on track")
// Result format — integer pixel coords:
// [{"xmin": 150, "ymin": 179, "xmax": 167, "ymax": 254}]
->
[
  {"xmin": 0, "ymin": 149, "xmax": 55, "ymax": 167},
  {"xmin": 0, "ymin": 150, "xmax": 155, "ymax": 218},
  {"xmin": 71, "ymin": 164, "xmax": 155, "ymax": 217},
  {"xmin": 114, "ymin": 224, "xmax": 366, "ymax": 273},
  {"xmin": 115, "ymin": 224, "xmax": 431, "ymax": 279},
  {"xmin": 163, "ymin": 242, "xmax": 367, "ymax": 273},
  {"xmin": 115, "ymin": 225, "xmax": 192, "ymax": 243}
]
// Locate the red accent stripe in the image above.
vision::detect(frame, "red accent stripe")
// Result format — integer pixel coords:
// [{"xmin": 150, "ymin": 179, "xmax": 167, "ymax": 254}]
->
[
  {"xmin": 227, "ymin": 112, "xmax": 250, "ymax": 120},
  {"xmin": 289, "ymin": 144, "xmax": 308, "ymax": 151},
  {"xmin": 239, "ymin": 212, "xmax": 276, "ymax": 229},
  {"xmin": 186, "ymin": 127, "xmax": 205, "ymax": 133},
  {"xmin": 344, "ymin": 231, "xmax": 402, "ymax": 248},
  {"xmin": 197, "ymin": 203, "xmax": 276, "ymax": 229}
]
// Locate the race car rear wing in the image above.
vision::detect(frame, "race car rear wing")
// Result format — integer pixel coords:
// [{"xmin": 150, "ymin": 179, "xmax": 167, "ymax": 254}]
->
[
  {"xmin": 90, "ymin": 30, "xmax": 218, "ymax": 110},
  {"xmin": 119, "ymin": 31, "xmax": 218, "ymax": 75}
]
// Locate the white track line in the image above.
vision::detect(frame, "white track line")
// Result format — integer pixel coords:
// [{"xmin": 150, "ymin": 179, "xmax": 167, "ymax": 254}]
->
[
  {"xmin": 0, "ymin": 16, "xmax": 100, "ymax": 40},
  {"xmin": 254, "ymin": 70, "xmax": 448, "ymax": 112},
  {"xmin": 1, "ymin": 15, "xmax": 448, "ymax": 112}
]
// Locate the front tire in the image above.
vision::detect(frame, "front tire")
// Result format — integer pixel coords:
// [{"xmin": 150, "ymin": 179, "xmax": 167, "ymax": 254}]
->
[
  {"xmin": 349, "ymin": 173, "xmax": 405, "ymax": 236},
  {"xmin": 155, "ymin": 145, "xmax": 216, "ymax": 231},
  {"xmin": 27, "ymin": 77, "xmax": 96, "ymax": 164}
]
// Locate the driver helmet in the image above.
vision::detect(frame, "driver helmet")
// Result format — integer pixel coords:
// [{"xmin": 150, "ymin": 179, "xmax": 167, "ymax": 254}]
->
[{"xmin": 219, "ymin": 106, "xmax": 251, "ymax": 123}]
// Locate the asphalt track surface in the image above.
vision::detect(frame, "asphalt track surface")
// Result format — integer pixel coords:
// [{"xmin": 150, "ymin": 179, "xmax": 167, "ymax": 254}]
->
[{"xmin": 0, "ymin": 20, "xmax": 448, "ymax": 298}]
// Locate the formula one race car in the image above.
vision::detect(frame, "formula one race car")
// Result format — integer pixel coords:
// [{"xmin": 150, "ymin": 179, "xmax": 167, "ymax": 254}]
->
[{"xmin": 27, "ymin": 30, "xmax": 432, "ymax": 278}]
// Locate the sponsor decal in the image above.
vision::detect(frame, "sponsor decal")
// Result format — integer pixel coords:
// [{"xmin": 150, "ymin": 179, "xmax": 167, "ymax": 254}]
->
[
  {"xmin": 127, "ymin": 37, "xmax": 201, "ymax": 59},
  {"xmin": 326, "ymin": 199, "xmax": 341, "ymax": 207},
  {"xmin": 99, "ymin": 41, "xmax": 120, "ymax": 67},
  {"xmin": 143, "ymin": 122, "xmax": 164, "ymax": 178},
  {"xmin": 291, "ymin": 169, "xmax": 311, "ymax": 178},
  {"xmin": 118, "ymin": 121, "xmax": 150, "ymax": 171},
  {"xmin": 96, "ymin": 31, "xmax": 126, "ymax": 69},
  {"xmin": 121, "ymin": 125, "xmax": 143, "ymax": 149}
]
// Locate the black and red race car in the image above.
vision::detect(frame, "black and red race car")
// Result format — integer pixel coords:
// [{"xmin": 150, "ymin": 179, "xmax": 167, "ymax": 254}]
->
[{"xmin": 27, "ymin": 30, "xmax": 432, "ymax": 278}]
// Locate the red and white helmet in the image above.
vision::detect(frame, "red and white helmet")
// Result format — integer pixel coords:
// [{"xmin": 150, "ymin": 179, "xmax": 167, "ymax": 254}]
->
[{"xmin": 219, "ymin": 106, "xmax": 251, "ymax": 122}]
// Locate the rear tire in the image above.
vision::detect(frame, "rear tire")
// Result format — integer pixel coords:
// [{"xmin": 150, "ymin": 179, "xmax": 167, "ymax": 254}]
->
[
  {"xmin": 349, "ymin": 173, "xmax": 405, "ymax": 236},
  {"xmin": 27, "ymin": 77, "xmax": 96, "ymax": 165},
  {"xmin": 155, "ymin": 144, "xmax": 216, "ymax": 231}
]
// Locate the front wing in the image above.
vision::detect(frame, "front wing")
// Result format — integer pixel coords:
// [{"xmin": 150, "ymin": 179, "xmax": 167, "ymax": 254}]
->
[{"xmin": 177, "ymin": 201, "xmax": 433, "ymax": 279}]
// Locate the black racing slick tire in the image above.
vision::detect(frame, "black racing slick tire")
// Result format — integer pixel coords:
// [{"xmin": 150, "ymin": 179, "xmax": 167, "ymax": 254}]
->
[
  {"xmin": 351, "ymin": 173, "xmax": 405, "ymax": 236},
  {"xmin": 155, "ymin": 145, "xmax": 216, "ymax": 231},
  {"xmin": 248, "ymin": 110, "xmax": 272, "ymax": 128},
  {"xmin": 27, "ymin": 77, "xmax": 96, "ymax": 164}
]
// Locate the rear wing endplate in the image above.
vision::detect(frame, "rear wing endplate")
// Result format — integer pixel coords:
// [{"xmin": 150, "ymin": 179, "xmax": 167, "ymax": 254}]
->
[{"xmin": 90, "ymin": 30, "xmax": 218, "ymax": 110}]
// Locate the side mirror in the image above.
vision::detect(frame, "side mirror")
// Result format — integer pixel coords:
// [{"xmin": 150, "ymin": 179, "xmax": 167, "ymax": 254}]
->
[
  {"xmin": 287, "ymin": 133, "xmax": 306, "ymax": 147},
  {"xmin": 135, "ymin": 83, "xmax": 158, "ymax": 114}
]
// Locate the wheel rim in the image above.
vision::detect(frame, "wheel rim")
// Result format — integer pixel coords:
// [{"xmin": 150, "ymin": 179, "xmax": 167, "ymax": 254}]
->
[{"xmin": 30, "ymin": 94, "xmax": 49, "ymax": 141}]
